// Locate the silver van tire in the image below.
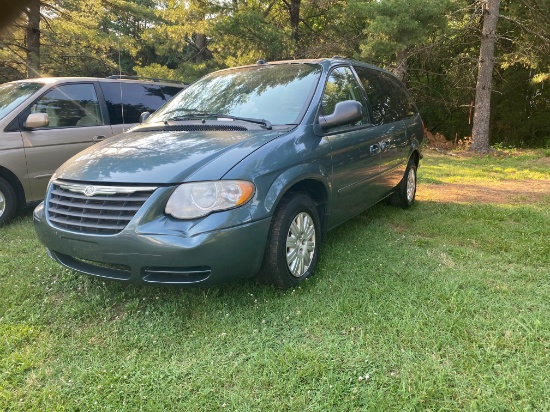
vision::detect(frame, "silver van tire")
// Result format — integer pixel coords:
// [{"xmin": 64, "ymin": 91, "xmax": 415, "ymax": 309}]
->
[
  {"xmin": 259, "ymin": 193, "xmax": 321, "ymax": 288},
  {"xmin": 0, "ymin": 177, "xmax": 17, "ymax": 225}
]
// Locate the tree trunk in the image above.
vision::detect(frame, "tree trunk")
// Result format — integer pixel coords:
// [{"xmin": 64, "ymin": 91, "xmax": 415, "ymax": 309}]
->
[
  {"xmin": 26, "ymin": 0, "xmax": 41, "ymax": 78},
  {"xmin": 471, "ymin": 0, "xmax": 500, "ymax": 153},
  {"xmin": 395, "ymin": 48, "xmax": 408, "ymax": 84},
  {"xmin": 289, "ymin": 0, "xmax": 301, "ymax": 43},
  {"xmin": 195, "ymin": 33, "xmax": 206, "ymax": 63}
]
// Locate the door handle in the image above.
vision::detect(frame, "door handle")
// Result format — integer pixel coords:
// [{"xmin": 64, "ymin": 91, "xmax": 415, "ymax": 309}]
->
[{"xmin": 92, "ymin": 135, "xmax": 106, "ymax": 142}]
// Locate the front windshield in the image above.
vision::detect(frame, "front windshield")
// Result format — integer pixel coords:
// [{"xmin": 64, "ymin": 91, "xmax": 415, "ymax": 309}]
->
[
  {"xmin": 149, "ymin": 63, "xmax": 322, "ymax": 125},
  {"xmin": 0, "ymin": 82, "xmax": 43, "ymax": 121}
]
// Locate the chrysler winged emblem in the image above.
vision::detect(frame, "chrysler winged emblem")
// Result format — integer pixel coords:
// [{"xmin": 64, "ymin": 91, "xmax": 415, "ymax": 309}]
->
[
  {"xmin": 57, "ymin": 181, "xmax": 157, "ymax": 197},
  {"xmin": 83, "ymin": 186, "xmax": 96, "ymax": 197}
]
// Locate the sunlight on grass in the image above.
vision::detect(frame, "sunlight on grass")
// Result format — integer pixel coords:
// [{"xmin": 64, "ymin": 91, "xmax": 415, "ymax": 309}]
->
[{"xmin": 420, "ymin": 150, "xmax": 550, "ymax": 184}]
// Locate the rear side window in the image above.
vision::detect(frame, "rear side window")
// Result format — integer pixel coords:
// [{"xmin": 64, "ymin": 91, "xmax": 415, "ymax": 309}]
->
[
  {"xmin": 100, "ymin": 83, "xmax": 168, "ymax": 125},
  {"xmin": 354, "ymin": 67, "xmax": 416, "ymax": 125},
  {"xmin": 29, "ymin": 83, "xmax": 101, "ymax": 128}
]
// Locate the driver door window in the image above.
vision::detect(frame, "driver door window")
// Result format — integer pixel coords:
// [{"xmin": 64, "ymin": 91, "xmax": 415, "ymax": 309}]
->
[
  {"xmin": 321, "ymin": 66, "xmax": 369, "ymax": 129},
  {"xmin": 30, "ymin": 83, "xmax": 102, "ymax": 128}
]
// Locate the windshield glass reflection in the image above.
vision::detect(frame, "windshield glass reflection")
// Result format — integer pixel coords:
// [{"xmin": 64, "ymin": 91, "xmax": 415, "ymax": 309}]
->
[
  {"xmin": 0, "ymin": 82, "xmax": 43, "ymax": 121},
  {"xmin": 149, "ymin": 64, "xmax": 322, "ymax": 125}
]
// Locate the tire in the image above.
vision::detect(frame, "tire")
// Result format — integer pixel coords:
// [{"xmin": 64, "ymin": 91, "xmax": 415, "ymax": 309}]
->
[
  {"xmin": 0, "ymin": 177, "xmax": 17, "ymax": 226},
  {"xmin": 389, "ymin": 159, "xmax": 417, "ymax": 208},
  {"xmin": 259, "ymin": 193, "xmax": 321, "ymax": 288}
]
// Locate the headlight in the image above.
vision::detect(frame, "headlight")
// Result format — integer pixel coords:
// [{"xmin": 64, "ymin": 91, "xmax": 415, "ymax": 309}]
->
[{"xmin": 165, "ymin": 180, "xmax": 255, "ymax": 219}]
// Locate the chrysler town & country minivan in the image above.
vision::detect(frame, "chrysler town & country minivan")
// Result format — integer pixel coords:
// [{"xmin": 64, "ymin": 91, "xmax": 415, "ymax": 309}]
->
[{"xmin": 34, "ymin": 58, "xmax": 424, "ymax": 288}]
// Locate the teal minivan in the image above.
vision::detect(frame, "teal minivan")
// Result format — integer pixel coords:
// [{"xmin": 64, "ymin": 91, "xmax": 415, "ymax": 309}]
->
[{"xmin": 34, "ymin": 58, "xmax": 424, "ymax": 288}]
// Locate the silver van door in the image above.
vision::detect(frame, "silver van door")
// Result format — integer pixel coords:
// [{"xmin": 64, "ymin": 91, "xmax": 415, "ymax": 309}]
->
[{"xmin": 20, "ymin": 83, "xmax": 114, "ymax": 202}]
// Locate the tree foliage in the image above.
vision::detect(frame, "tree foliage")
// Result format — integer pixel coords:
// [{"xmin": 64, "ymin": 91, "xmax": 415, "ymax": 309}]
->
[
  {"xmin": 0, "ymin": 0, "xmax": 549, "ymax": 147},
  {"xmin": 350, "ymin": 0, "xmax": 454, "ymax": 82}
]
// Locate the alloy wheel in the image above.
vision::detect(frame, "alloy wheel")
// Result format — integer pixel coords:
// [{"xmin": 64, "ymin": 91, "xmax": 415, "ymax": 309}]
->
[{"xmin": 285, "ymin": 212, "xmax": 316, "ymax": 278}]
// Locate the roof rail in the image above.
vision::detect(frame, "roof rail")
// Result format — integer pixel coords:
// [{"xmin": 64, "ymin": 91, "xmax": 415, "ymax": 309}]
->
[{"xmin": 106, "ymin": 75, "xmax": 188, "ymax": 85}]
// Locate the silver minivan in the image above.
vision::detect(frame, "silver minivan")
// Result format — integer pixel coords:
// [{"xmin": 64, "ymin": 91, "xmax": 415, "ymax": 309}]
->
[{"xmin": 0, "ymin": 77, "xmax": 185, "ymax": 224}]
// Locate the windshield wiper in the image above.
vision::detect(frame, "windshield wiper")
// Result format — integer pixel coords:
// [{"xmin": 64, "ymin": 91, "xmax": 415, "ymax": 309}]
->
[
  {"xmin": 166, "ymin": 112, "xmax": 272, "ymax": 130},
  {"xmin": 215, "ymin": 114, "xmax": 272, "ymax": 130}
]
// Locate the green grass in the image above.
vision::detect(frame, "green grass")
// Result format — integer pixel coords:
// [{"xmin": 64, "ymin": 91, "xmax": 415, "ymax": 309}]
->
[
  {"xmin": 420, "ymin": 150, "xmax": 550, "ymax": 184},
  {"xmin": 1, "ymin": 150, "xmax": 549, "ymax": 411}
]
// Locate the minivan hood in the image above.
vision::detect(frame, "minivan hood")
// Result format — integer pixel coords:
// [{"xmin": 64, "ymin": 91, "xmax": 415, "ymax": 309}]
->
[{"xmin": 55, "ymin": 129, "xmax": 282, "ymax": 183}]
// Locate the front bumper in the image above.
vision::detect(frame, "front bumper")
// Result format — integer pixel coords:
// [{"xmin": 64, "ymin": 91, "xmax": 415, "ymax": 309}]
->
[{"xmin": 33, "ymin": 202, "xmax": 271, "ymax": 285}]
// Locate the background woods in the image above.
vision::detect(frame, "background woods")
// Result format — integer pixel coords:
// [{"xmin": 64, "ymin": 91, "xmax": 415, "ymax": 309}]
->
[{"xmin": 1, "ymin": 0, "xmax": 549, "ymax": 148}]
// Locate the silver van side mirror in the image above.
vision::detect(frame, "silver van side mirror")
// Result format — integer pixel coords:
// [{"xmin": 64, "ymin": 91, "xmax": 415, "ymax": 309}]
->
[
  {"xmin": 139, "ymin": 111, "xmax": 151, "ymax": 123},
  {"xmin": 319, "ymin": 100, "xmax": 363, "ymax": 130},
  {"xmin": 24, "ymin": 113, "xmax": 49, "ymax": 129}
]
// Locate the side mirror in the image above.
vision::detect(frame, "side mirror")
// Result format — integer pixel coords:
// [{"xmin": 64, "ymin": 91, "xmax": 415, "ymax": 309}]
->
[
  {"xmin": 139, "ymin": 111, "xmax": 151, "ymax": 123},
  {"xmin": 319, "ymin": 100, "xmax": 364, "ymax": 130},
  {"xmin": 24, "ymin": 113, "xmax": 49, "ymax": 129}
]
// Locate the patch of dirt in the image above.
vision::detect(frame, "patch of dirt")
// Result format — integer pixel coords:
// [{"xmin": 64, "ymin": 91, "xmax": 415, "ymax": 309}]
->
[
  {"xmin": 423, "ymin": 133, "xmax": 550, "ymax": 158},
  {"xmin": 417, "ymin": 180, "xmax": 550, "ymax": 205},
  {"xmin": 535, "ymin": 157, "xmax": 550, "ymax": 166},
  {"xmin": 424, "ymin": 131, "xmax": 476, "ymax": 151}
]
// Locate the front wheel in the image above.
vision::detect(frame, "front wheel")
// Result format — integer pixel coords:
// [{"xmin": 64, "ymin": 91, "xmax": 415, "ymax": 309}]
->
[
  {"xmin": 0, "ymin": 177, "xmax": 17, "ymax": 226},
  {"xmin": 259, "ymin": 193, "xmax": 321, "ymax": 288},
  {"xmin": 389, "ymin": 159, "xmax": 417, "ymax": 208}
]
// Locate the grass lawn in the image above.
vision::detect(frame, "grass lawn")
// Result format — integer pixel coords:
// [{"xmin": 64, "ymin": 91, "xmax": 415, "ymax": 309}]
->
[{"xmin": 1, "ymin": 150, "xmax": 549, "ymax": 411}]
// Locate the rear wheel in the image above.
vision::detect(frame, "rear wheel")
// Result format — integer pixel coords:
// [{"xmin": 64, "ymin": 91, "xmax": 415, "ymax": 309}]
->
[
  {"xmin": 389, "ymin": 159, "xmax": 417, "ymax": 208},
  {"xmin": 259, "ymin": 193, "xmax": 321, "ymax": 288},
  {"xmin": 0, "ymin": 177, "xmax": 17, "ymax": 225}
]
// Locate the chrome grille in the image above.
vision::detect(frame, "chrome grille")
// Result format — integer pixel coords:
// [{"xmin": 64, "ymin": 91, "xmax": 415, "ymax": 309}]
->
[{"xmin": 47, "ymin": 181, "xmax": 157, "ymax": 235}]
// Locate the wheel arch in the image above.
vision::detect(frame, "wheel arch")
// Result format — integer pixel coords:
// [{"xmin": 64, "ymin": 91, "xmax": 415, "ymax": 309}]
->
[
  {"xmin": 283, "ymin": 179, "xmax": 328, "ymax": 235},
  {"xmin": 263, "ymin": 165, "xmax": 330, "ymax": 235},
  {"xmin": 409, "ymin": 148, "xmax": 421, "ymax": 168},
  {"xmin": 0, "ymin": 166, "xmax": 26, "ymax": 209}
]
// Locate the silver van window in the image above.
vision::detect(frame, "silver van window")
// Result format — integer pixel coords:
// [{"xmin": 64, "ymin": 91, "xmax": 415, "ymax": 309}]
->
[{"xmin": 30, "ymin": 83, "xmax": 102, "ymax": 128}]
